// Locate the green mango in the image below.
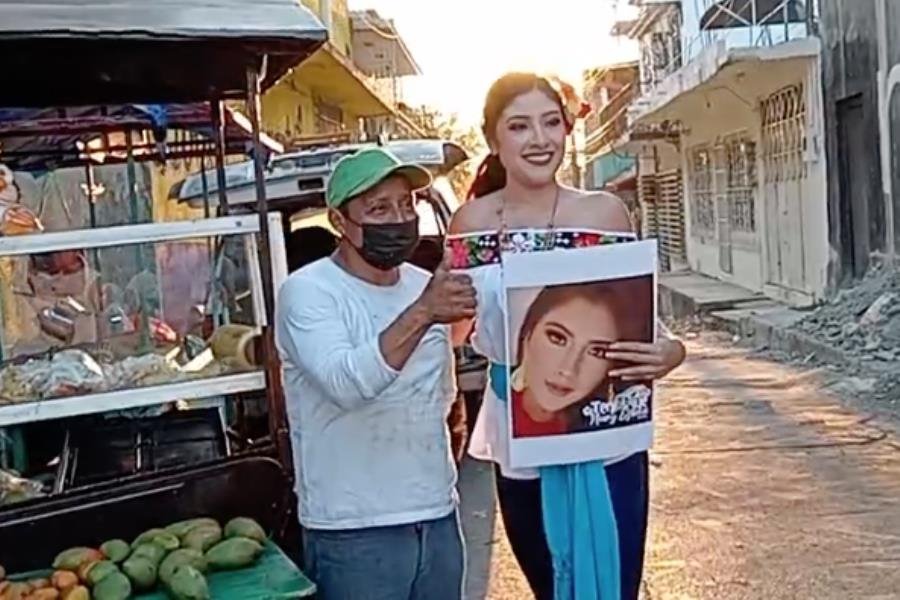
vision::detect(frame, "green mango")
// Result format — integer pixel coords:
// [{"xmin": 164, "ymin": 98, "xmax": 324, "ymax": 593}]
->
[
  {"xmin": 131, "ymin": 528, "xmax": 167, "ymax": 548},
  {"xmin": 181, "ymin": 525, "xmax": 222, "ymax": 553},
  {"xmin": 165, "ymin": 518, "xmax": 220, "ymax": 539},
  {"xmin": 159, "ymin": 549, "xmax": 207, "ymax": 585},
  {"xmin": 92, "ymin": 571, "xmax": 132, "ymax": 600},
  {"xmin": 86, "ymin": 560, "xmax": 120, "ymax": 587},
  {"xmin": 122, "ymin": 555, "xmax": 157, "ymax": 590},
  {"xmin": 100, "ymin": 539, "xmax": 131, "ymax": 564},
  {"xmin": 223, "ymin": 517, "xmax": 266, "ymax": 543},
  {"xmin": 130, "ymin": 542, "xmax": 167, "ymax": 565},
  {"xmin": 131, "ymin": 529, "xmax": 179, "ymax": 551},
  {"xmin": 205, "ymin": 537, "xmax": 263, "ymax": 571},
  {"xmin": 167, "ymin": 565, "xmax": 210, "ymax": 600}
]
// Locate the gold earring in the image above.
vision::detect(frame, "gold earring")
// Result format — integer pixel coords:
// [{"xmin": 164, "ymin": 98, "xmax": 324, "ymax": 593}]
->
[{"xmin": 511, "ymin": 358, "xmax": 527, "ymax": 392}]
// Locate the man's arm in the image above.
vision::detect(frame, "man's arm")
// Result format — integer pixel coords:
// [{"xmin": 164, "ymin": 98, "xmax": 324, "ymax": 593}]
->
[
  {"xmin": 275, "ymin": 256, "xmax": 476, "ymax": 410},
  {"xmin": 276, "ymin": 278, "xmax": 419, "ymax": 410}
]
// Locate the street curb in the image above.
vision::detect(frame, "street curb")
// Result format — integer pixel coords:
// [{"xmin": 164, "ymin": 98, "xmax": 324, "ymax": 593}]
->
[{"xmin": 709, "ymin": 309, "xmax": 859, "ymax": 367}]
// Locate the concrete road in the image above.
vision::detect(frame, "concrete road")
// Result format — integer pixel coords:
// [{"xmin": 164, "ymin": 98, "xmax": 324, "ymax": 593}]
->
[{"xmin": 460, "ymin": 333, "xmax": 900, "ymax": 599}]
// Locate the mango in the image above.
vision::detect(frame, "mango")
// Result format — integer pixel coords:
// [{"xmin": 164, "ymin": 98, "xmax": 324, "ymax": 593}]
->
[
  {"xmin": 131, "ymin": 530, "xmax": 178, "ymax": 551},
  {"xmin": 100, "ymin": 540, "xmax": 130, "ymax": 564},
  {"xmin": 50, "ymin": 571, "xmax": 78, "ymax": 592},
  {"xmin": 76, "ymin": 561, "xmax": 99, "ymax": 584},
  {"xmin": 167, "ymin": 566, "xmax": 209, "ymax": 600},
  {"xmin": 122, "ymin": 555, "xmax": 157, "ymax": 591},
  {"xmin": 223, "ymin": 517, "xmax": 266, "ymax": 543},
  {"xmin": 0, "ymin": 564, "xmax": 5, "ymax": 580},
  {"xmin": 52, "ymin": 548, "xmax": 103, "ymax": 571},
  {"xmin": 131, "ymin": 528, "xmax": 165, "ymax": 548},
  {"xmin": 91, "ymin": 572, "xmax": 131, "ymax": 600},
  {"xmin": 26, "ymin": 578, "xmax": 50, "ymax": 590},
  {"xmin": 165, "ymin": 518, "xmax": 219, "ymax": 539},
  {"xmin": 2, "ymin": 582, "xmax": 32, "ymax": 600},
  {"xmin": 86, "ymin": 561, "xmax": 118, "ymax": 588},
  {"xmin": 158, "ymin": 549, "xmax": 207, "ymax": 585},
  {"xmin": 26, "ymin": 589, "xmax": 59, "ymax": 600},
  {"xmin": 60, "ymin": 587, "xmax": 89, "ymax": 600},
  {"xmin": 205, "ymin": 537, "xmax": 263, "ymax": 571},
  {"xmin": 181, "ymin": 525, "xmax": 222, "ymax": 553},
  {"xmin": 129, "ymin": 543, "xmax": 166, "ymax": 566}
]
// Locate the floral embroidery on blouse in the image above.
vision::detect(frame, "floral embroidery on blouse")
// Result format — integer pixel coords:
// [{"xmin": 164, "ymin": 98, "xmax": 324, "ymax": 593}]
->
[{"xmin": 446, "ymin": 230, "xmax": 636, "ymax": 269}]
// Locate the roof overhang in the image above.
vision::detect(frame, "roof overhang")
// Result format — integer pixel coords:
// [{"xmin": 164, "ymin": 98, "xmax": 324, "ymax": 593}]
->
[
  {"xmin": 287, "ymin": 42, "xmax": 394, "ymax": 118},
  {"xmin": 0, "ymin": 0, "xmax": 327, "ymax": 107},
  {"xmin": 351, "ymin": 10, "xmax": 421, "ymax": 77},
  {"xmin": 629, "ymin": 36, "xmax": 820, "ymax": 127}
]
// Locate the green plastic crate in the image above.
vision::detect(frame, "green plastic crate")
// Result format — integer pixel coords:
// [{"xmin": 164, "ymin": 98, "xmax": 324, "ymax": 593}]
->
[{"xmin": 12, "ymin": 541, "xmax": 316, "ymax": 599}]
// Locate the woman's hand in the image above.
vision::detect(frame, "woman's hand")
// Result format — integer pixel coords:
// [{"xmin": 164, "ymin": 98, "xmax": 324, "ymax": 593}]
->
[{"xmin": 606, "ymin": 339, "xmax": 686, "ymax": 382}]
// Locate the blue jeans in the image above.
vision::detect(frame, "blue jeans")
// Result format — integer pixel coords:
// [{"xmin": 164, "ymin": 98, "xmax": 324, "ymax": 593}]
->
[{"xmin": 302, "ymin": 511, "xmax": 465, "ymax": 600}]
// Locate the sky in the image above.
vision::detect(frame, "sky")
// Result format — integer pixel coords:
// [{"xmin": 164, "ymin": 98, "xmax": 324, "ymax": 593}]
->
[{"xmin": 347, "ymin": 0, "xmax": 639, "ymax": 127}]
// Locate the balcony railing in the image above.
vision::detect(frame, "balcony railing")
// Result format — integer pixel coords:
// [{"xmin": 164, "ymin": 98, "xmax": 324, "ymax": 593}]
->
[
  {"xmin": 585, "ymin": 81, "xmax": 637, "ymax": 153},
  {"xmin": 627, "ymin": 0, "xmax": 817, "ymax": 119}
]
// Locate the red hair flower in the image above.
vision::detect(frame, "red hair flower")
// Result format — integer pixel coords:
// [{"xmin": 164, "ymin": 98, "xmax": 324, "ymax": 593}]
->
[{"xmin": 544, "ymin": 75, "xmax": 591, "ymax": 131}]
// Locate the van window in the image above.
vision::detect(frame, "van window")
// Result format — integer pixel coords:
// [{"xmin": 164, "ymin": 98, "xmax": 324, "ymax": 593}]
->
[{"xmin": 416, "ymin": 200, "xmax": 441, "ymax": 236}]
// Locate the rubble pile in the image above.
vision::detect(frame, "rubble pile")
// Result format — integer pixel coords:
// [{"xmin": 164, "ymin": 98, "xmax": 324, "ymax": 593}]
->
[{"xmin": 794, "ymin": 266, "xmax": 900, "ymax": 364}]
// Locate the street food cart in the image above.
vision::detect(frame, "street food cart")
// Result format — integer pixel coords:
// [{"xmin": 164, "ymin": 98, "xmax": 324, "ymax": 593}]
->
[{"xmin": 0, "ymin": 1, "xmax": 326, "ymax": 597}]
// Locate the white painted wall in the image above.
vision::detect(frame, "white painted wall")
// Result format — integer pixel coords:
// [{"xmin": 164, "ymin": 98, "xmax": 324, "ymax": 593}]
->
[{"xmin": 635, "ymin": 53, "xmax": 829, "ymax": 305}]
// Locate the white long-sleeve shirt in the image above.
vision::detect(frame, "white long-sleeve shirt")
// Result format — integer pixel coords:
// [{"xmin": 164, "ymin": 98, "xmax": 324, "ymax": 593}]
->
[{"xmin": 275, "ymin": 258, "xmax": 458, "ymax": 530}]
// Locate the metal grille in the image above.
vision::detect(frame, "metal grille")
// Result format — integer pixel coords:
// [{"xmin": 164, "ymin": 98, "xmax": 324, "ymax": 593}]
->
[
  {"xmin": 761, "ymin": 83, "xmax": 807, "ymax": 182},
  {"xmin": 688, "ymin": 147, "xmax": 716, "ymax": 234},
  {"xmin": 724, "ymin": 137, "xmax": 757, "ymax": 233}
]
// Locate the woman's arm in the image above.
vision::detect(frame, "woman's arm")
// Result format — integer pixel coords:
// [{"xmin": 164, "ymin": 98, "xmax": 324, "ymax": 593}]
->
[
  {"xmin": 583, "ymin": 192, "xmax": 687, "ymax": 381},
  {"xmin": 446, "ymin": 201, "xmax": 483, "ymax": 347}
]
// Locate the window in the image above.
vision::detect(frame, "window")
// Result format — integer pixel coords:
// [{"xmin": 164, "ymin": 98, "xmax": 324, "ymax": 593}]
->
[
  {"xmin": 724, "ymin": 137, "xmax": 757, "ymax": 233},
  {"xmin": 689, "ymin": 147, "xmax": 716, "ymax": 234}
]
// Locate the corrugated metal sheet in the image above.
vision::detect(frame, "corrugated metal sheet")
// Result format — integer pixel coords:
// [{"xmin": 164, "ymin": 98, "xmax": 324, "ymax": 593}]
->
[{"xmin": 0, "ymin": 0, "xmax": 327, "ymax": 107}]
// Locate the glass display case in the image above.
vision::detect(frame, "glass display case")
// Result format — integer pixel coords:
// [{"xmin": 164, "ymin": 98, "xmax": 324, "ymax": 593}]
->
[{"xmin": 0, "ymin": 215, "xmax": 272, "ymax": 426}]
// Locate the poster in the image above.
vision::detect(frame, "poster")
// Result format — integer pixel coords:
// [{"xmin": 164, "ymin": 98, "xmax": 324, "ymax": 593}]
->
[{"xmin": 504, "ymin": 240, "xmax": 657, "ymax": 469}]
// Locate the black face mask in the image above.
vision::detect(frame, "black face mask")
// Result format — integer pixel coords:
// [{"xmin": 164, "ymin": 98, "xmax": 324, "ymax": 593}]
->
[{"xmin": 347, "ymin": 217, "xmax": 420, "ymax": 271}]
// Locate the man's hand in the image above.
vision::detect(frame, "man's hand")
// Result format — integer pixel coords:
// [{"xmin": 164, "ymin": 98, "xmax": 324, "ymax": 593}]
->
[{"xmin": 417, "ymin": 251, "xmax": 477, "ymax": 324}]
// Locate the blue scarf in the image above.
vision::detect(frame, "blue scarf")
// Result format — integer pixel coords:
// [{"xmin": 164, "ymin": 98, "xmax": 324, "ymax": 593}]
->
[{"xmin": 490, "ymin": 362, "xmax": 621, "ymax": 600}]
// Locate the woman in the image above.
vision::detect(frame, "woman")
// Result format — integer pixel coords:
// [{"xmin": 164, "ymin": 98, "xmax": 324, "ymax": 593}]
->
[
  {"xmin": 511, "ymin": 279, "xmax": 651, "ymax": 438},
  {"xmin": 448, "ymin": 72, "xmax": 685, "ymax": 600}
]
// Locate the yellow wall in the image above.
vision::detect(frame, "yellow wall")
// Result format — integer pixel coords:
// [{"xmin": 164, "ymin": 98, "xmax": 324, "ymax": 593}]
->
[
  {"xmin": 150, "ymin": 161, "xmax": 204, "ymax": 222},
  {"xmin": 330, "ymin": 0, "xmax": 352, "ymax": 57},
  {"xmin": 301, "ymin": 0, "xmax": 351, "ymax": 56}
]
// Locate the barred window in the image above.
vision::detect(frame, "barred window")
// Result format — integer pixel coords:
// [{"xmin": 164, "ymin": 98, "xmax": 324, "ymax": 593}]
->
[
  {"xmin": 689, "ymin": 147, "xmax": 716, "ymax": 234},
  {"xmin": 724, "ymin": 137, "xmax": 757, "ymax": 233}
]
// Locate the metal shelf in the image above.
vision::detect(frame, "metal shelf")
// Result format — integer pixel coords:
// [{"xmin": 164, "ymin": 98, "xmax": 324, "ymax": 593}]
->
[
  {"xmin": 0, "ymin": 370, "xmax": 266, "ymax": 427},
  {"xmin": 0, "ymin": 214, "xmax": 261, "ymax": 257}
]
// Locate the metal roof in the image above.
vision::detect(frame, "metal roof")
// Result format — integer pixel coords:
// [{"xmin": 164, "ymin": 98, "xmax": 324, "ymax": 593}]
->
[
  {"xmin": 0, "ymin": 0, "xmax": 327, "ymax": 107},
  {"xmin": 0, "ymin": 104, "xmax": 284, "ymax": 172}
]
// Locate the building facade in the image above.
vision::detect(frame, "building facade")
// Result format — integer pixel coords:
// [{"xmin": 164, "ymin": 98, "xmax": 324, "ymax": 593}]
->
[
  {"xmin": 820, "ymin": 0, "xmax": 900, "ymax": 284},
  {"xmin": 615, "ymin": 0, "xmax": 828, "ymax": 306},
  {"xmin": 261, "ymin": 1, "xmax": 423, "ymax": 148}
]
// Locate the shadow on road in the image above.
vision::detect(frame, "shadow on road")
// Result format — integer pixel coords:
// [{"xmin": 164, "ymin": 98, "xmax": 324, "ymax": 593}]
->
[{"xmin": 459, "ymin": 458, "xmax": 497, "ymax": 600}]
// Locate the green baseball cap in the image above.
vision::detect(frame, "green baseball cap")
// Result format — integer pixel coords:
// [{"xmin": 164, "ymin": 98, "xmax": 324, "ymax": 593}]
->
[{"xmin": 326, "ymin": 147, "xmax": 433, "ymax": 209}]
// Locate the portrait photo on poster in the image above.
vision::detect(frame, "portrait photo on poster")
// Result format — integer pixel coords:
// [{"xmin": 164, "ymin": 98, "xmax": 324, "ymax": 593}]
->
[{"xmin": 503, "ymin": 240, "xmax": 657, "ymax": 469}]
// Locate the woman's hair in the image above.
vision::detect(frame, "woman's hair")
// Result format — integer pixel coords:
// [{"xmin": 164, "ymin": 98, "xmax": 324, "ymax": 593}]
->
[
  {"xmin": 467, "ymin": 73, "xmax": 569, "ymax": 200},
  {"xmin": 517, "ymin": 281, "xmax": 624, "ymax": 366}
]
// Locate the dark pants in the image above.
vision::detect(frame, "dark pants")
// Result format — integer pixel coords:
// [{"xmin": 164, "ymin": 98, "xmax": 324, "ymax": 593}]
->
[
  {"xmin": 302, "ymin": 511, "xmax": 464, "ymax": 600},
  {"xmin": 495, "ymin": 452, "xmax": 649, "ymax": 600}
]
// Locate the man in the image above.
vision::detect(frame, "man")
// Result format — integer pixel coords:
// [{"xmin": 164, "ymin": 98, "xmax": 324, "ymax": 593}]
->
[{"xmin": 275, "ymin": 148, "xmax": 476, "ymax": 600}]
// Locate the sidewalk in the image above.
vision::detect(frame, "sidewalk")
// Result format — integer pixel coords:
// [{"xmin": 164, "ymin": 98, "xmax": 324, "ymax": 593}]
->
[{"xmin": 660, "ymin": 271, "xmax": 860, "ymax": 367}]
